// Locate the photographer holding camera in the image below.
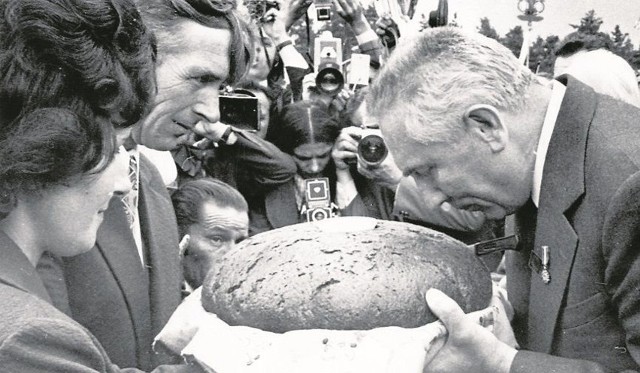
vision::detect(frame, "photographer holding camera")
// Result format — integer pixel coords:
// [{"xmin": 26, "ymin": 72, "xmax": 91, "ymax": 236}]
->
[
  {"xmin": 250, "ymin": 0, "xmax": 313, "ymax": 105},
  {"xmin": 331, "ymin": 89, "xmax": 399, "ymax": 219},
  {"xmin": 247, "ymin": 100, "xmax": 342, "ymax": 234}
]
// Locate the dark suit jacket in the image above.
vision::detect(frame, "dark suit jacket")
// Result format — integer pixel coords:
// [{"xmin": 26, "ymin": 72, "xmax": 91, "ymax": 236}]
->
[
  {"xmin": 507, "ymin": 77, "xmax": 640, "ymax": 372},
  {"xmin": 38, "ymin": 154, "xmax": 183, "ymax": 370},
  {"xmin": 0, "ymin": 232, "xmax": 198, "ymax": 373},
  {"xmin": 340, "ymin": 169, "xmax": 396, "ymax": 221}
]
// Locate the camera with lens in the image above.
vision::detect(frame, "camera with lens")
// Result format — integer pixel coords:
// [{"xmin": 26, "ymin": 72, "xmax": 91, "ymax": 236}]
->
[
  {"xmin": 357, "ymin": 129, "xmax": 388, "ymax": 166},
  {"xmin": 313, "ymin": 31, "xmax": 344, "ymax": 96},
  {"xmin": 313, "ymin": 0, "xmax": 333, "ymax": 21},
  {"xmin": 219, "ymin": 89, "xmax": 260, "ymax": 132},
  {"xmin": 301, "ymin": 177, "xmax": 337, "ymax": 222},
  {"xmin": 344, "ymin": 127, "xmax": 388, "ymax": 167}
]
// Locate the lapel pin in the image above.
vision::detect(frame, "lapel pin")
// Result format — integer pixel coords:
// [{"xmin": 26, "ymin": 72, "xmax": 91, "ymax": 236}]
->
[{"xmin": 541, "ymin": 245, "xmax": 551, "ymax": 284}]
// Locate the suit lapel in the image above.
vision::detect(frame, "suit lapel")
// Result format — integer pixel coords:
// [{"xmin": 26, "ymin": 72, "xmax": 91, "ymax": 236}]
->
[
  {"xmin": 527, "ymin": 77, "xmax": 595, "ymax": 352},
  {"xmin": 95, "ymin": 195, "xmax": 151, "ymax": 347},
  {"xmin": 265, "ymin": 181, "xmax": 300, "ymax": 228},
  {"xmin": 137, "ymin": 155, "xmax": 181, "ymax": 339}
]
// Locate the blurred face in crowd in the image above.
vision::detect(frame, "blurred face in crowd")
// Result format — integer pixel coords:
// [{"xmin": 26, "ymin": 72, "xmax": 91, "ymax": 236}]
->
[
  {"xmin": 292, "ymin": 142, "xmax": 334, "ymax": 179},
  {"xmin": 25, "ymin": 149, "xmax": 130, "ymax": 258},
  {"xmin": 132, "ymin": 20, "xmax": 231, "ymax": 150},
  {"xmin": 183, "ymin": 199, "xmax": 249, "ymax": 288},
  {"xmin": 247, "ymin": 35, "xmax": 276, "ymax": 82},
  {"xmin": 383, "ymin": 114, "xmax": 531, "ymax": 221}
]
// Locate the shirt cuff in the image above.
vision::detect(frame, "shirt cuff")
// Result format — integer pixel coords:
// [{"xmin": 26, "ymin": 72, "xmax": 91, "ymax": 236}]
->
[
  {"xmin": 335, "ymin": 175, "xmax": 358, "ymax": 209},
  {"xmin": 356, "ymin": 29, "xmax": 379, "ymax": 46},
  {"xmin": 279, "ymin": 43, "xmax": 309, "ymax": 70}
]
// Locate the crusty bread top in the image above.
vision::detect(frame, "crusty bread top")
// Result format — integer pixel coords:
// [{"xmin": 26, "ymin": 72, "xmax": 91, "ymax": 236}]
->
[{"xmin": 202, "ymin": 217, "xmax": 492, "ymax": 333}]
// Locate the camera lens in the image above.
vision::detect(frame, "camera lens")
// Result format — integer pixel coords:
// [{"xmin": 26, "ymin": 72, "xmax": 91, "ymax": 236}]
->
[
  {"xmin": 357, "ymin": 134, "xmax": 388, "ymax": 165},
  {"xmin": 316, "ymin": 62, "xmax": 344, "ymax": 95},
  {"xmin": 319, "ymin": 72, "xmax": 340, "ymax": 92},
  {"xmin": 311, "ymin": 209, "xmax": 330, "ymax": 221}
]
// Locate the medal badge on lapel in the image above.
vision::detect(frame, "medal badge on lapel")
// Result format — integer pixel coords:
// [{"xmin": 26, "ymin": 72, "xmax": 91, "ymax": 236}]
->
[{"xmin": 529, "ymin": 245, "xmax": 551, "ymax": 284}]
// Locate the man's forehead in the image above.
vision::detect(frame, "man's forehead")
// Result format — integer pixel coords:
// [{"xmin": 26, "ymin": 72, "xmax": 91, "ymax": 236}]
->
[
  {"xmin": 163, "ymin": 19, "xmax": 231, "ymax": 68},
  {"xmin": 200, "ymin": 201, "xmax": 248, "ymax": 228},
  {"xmin": 379, "ymin": 121, "xmax": 419, "ymax": 164}
]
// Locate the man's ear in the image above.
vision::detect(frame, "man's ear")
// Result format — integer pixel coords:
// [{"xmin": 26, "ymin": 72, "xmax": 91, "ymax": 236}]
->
[{"xmin": 462, "ymin": 104, "xmax": 507, "ymax": 153}]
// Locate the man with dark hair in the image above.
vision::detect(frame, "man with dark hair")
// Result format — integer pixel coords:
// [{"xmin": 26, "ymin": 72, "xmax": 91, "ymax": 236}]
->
[
  {"xmin": 172, "ymin": 178, "xmax": 249, "ymax": 291},
  {"xmin": 32, "ymin": 0, "xmax": 252, "ymax": 370},
  {"xmin": 133, "ymin": 0, "xmax": 252, "ymax": 151},
  {"xmin": 368, "ymin": 27, "xmax": 640, "ymax": 372}
]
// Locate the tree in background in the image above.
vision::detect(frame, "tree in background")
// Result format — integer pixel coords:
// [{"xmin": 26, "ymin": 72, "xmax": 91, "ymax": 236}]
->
[
  {"xmin": 475, "ymin": 9, "xmax": 639, "ymax": 73},
  {"xmin": 610, "ymin": 25, "xmax": 635, "ymax": 63},
  {"xmin": 478, "ymin": 17, "xmax": 499, "ymax": 40},
  {"xmin": 570, "ymin": 9, "xmax": 603, "ymax": 35},
  {"xmin": 500, "ymin": 25, "xmax": 524, "ymax": 58},
  {"xmin": 529, "ymin": 35, "xmax": 560, "ymax": 75},
  {"xmin": 289, "ymin": 8, "xmax": 640, "ymax": 73}
]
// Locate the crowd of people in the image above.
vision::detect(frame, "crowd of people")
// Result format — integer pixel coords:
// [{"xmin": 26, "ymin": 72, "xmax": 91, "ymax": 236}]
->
[{"xmin": 0, "ymin": 0, "xmax": 639, "ymax": 371}]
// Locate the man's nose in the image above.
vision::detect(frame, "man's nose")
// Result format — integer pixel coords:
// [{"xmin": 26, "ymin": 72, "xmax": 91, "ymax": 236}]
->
[
  {"xmin": 192, "ymin": 87, "xmax": 220, "ymax": 124},
  {"xmin": 310, "ymin": 158, "xmax": 320, "ymax": 173}
]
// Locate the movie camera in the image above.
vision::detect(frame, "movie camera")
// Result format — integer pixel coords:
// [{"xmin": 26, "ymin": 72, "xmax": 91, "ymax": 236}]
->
[{"xmin": 313, "ymin": 31, "xmax": 344, "ymax": 95}]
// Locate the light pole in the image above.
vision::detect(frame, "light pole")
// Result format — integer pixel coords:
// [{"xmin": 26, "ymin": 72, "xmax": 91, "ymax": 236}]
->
[
  {"xmin": 516, "ymin": 0, "xmax": 545, "ymax": 67},
  {"xmin": 517, "ymin": 0, "xmax": 545, "ymax": 25}
]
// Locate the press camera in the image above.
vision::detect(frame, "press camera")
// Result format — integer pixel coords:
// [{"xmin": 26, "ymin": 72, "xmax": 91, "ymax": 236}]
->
[
  {"xmin": 301, "ymin": 178, "xmax": 337, "ymax": 222},
  {"xmin": 219, "ymin": 89, "xmax": 260, "ymax": 132},
  {"xmin": 357, "ymin": 130, "xmax": 388, "ymax": 166},
  {"xmin": 313, "ymin": 31, "xmax": 344, "ymax": 95},
  {"xmin": 344, "ymin": 127, "xmax": 389, "ymax": 167},
  {"xmin": 313, "ymin": 0, "xmax": 333, "ymax": 21}
]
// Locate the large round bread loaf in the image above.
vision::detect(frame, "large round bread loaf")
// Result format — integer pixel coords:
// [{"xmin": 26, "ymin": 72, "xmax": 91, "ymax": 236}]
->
[{"xmin": 202, "ymin": 217, "xmax": 492, "ymax": 333}]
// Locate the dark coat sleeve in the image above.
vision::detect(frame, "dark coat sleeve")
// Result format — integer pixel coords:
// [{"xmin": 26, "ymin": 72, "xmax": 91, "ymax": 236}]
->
[
  {"xmin": 0, "ymin": 317, "xmax": 203, "ymax": 373},
  {"xmin": 340, "ymin": 171, "xmax": 395, "ymax": 220},
  {"xmin": 219, "ymin": 130, "xmax": 297, "ymax": 188}
]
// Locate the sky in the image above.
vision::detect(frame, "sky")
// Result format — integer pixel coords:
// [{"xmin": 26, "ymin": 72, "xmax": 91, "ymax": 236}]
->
[{"xmin": 440, "ymin": 0, "xmax": 640, "ymax": 46}]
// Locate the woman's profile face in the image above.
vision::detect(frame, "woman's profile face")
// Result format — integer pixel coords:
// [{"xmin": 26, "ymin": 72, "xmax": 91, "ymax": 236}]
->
[
  {"xmin": 292, "ymin": 142, "xmax": 334, "ymax": 179},
  {"xmin": 25, "ymin": 148, "xmax": 130, "ymax": 257}
]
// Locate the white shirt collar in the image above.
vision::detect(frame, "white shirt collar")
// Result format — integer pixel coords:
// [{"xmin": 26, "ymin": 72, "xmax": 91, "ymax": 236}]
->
[{"xmin": 532, "ymin": 80, "xmax": 566, "ymax": 207}]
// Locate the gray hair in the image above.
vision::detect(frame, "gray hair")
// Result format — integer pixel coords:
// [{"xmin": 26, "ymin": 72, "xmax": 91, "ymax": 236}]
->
[{"xmin": 367, "ymin": 27, "xmax": 537, "ymax": 144}]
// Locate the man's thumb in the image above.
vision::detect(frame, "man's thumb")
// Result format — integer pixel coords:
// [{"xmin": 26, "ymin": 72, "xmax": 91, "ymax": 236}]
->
[{"xmin": 425, "ymin": 288, "xmax": 466, "ymax": 329}]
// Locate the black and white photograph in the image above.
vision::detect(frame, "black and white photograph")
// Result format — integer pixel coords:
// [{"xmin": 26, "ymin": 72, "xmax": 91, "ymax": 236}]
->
[{"xmin": 0, "ymin": 0, "xmax": 639, "ymax": 371}]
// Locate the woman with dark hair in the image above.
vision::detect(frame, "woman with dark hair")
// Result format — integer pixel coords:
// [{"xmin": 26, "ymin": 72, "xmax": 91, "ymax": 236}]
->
[
  {"xmin": 246, "ymin": 100, "xmax": 341, "ymax": 235},
  {"xmin": 0, "ymin": 109, "xmax": 200, "ymax": 372},
  {"xmin": 0, "ymin": 0, "xmax": 157, "ymax": 134}
]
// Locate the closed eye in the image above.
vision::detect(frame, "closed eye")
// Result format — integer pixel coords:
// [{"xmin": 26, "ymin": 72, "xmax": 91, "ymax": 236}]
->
[{"xmin": 192, "ymin": 74, "xmax": 221, "ymax": 85}]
